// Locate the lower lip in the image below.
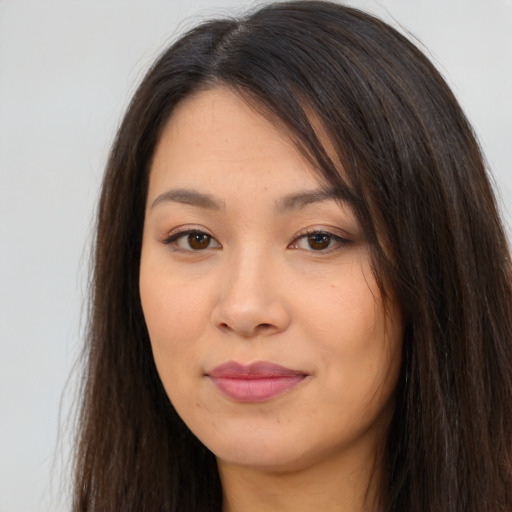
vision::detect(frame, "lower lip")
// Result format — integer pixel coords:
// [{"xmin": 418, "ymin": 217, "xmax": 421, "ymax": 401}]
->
[{"xmin": 210, "ymin": 375, "xmax": 306, "ymax": 402}]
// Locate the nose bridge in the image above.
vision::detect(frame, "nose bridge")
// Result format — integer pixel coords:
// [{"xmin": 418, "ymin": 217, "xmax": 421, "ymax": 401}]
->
[
  {"xmin": 212, "ymin": 242, "xmax": 289, "ymax": 336},
  {"xmin": 223, "ymin": 242, "xmax": 275, "ymax": 312}
]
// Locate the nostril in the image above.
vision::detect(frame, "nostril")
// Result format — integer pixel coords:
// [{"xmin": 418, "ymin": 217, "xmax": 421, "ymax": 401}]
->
[{"xmin": 216, "ymin": 321, "xmax": 276, "ymax": 336}]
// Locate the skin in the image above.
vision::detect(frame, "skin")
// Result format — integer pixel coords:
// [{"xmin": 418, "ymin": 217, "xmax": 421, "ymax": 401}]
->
[{"xmin": 139, "ymin": 87, "xmax": 403, "ymax": 512}]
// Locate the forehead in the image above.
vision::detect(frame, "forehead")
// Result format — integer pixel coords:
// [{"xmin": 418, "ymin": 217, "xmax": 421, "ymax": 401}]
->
[{"xmin": 148, "ymin": 87, "xmax": 326, "ymax": 195}]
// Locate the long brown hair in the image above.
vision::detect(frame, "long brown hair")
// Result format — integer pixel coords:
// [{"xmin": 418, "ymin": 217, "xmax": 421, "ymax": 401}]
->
[{"xmin": 74, "ymin": 2, "xmax": 512, "ymax": 510}]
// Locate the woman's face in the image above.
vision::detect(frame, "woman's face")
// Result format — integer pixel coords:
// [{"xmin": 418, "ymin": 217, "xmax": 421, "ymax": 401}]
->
[{"xmin": 140, "ymin": 87, "xmax": 403, "ymax": 473}]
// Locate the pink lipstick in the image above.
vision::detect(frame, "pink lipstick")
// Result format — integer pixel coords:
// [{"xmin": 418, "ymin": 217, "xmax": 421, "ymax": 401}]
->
[{"xmin": 208, "ymin": 361, "xmax": 307, "ymax": 402}]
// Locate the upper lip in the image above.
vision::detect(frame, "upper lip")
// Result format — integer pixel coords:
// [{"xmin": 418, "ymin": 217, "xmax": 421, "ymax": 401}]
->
[{"xmin": 208, "ymin": 361, "xmax": 307, "ymax": 379}]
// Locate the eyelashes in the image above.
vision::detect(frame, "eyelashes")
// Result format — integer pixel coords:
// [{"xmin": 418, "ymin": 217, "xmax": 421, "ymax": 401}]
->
[
  {"xmin": 288, "ymin": 230, "xmax": 352, "ymax": 252},
  {"xmin": 163, "ymin": 229, "xmax": 221, "ymax": 251},
  {"xmin": 162, "ymin": 227, "xmax": 352, "ymax": 253}
]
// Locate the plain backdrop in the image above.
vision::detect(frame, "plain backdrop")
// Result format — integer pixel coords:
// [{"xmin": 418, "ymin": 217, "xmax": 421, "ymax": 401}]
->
[{"xmin": 1, "ymin": 1, "xmax": 511, "ymax": 510}]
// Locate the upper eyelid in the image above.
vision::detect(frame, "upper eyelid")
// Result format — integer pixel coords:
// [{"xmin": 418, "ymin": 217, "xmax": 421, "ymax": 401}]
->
[
  {"xmin": 292, "ymin": 226, "xmax": 352, "ymax": 240},
  {"xmin": 163, "ymin": 225, "xmax": 214, "ymax": 240}
]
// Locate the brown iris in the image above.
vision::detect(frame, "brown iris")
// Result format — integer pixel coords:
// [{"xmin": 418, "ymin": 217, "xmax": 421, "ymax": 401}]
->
[
  {"xmin": 188, "ymin": 233, "xmax": 211, "ymax": 250},
  {"xmin": 307, "ymin": 233, "xmax": 331, "ymax": 250}
]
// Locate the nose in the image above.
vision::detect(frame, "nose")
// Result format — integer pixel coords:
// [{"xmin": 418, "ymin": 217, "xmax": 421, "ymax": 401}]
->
[{"xmin": 210, "ymin": 250, "xmax": 290, "ymax": 338}]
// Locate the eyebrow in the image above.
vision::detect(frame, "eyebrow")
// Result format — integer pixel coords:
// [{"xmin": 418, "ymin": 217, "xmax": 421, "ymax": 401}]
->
[
  {"xmin": 150, "ymin": 188, "xmax": 225, "ymax": 211},
  {"xmin": 150, "ymin": 186, "xmax": 353, "ymax": 212},
  {"xmin": 275, "ymin": 188, "xmax": 353, "ymax": 212}
]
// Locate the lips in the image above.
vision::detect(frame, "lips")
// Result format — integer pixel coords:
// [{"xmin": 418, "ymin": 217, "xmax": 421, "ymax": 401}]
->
[{"xmin": 208, "ymin": 361, "xmax": 307, "ymax": 402}]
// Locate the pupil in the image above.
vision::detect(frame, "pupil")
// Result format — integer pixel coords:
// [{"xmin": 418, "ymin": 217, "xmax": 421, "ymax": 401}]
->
[
  {"xmin": 188, "ymin": 233, "xmax": 210, "ymax": 250},
  {"xmin": 308, "ymin": 233, "xmax": 330, "ymax": 250}
]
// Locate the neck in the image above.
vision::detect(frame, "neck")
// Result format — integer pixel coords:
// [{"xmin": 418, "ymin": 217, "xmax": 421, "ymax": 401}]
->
[{"xmin": 218, "ymin": 443, "xmax": 383, "ymax": 512}]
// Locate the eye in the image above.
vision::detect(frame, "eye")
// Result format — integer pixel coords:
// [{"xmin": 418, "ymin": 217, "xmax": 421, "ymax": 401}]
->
[
  {"xmin": 289, "ymin": 230, "xmax": 351, "ymax": 252},
  {"xmin": 163, "ymin": 229, "xmax": 221, "ymax": 251}
]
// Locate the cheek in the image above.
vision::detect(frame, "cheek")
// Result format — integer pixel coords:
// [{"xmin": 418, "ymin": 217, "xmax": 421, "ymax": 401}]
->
[
  {"xmin": 296, "ymin": 261, "xmax": 383, "ymax": 351},
  {"xmin": 295, "ymin": 262, "xmax": 402, "ymax": 404},
  {"xmin": 139, "ymin": 262, "xmax": 212, "ymax": 382}
]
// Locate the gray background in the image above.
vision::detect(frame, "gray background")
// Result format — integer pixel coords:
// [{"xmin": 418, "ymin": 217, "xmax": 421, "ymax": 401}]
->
[{"xmin": 1, "ymin": 1, "xmax": 511, "ymax": 510}]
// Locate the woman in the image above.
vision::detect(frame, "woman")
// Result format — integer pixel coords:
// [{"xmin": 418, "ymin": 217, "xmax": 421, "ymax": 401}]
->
[{"xmin": 73, "ymin": 1, "xmax": 512, "ymax": 511}]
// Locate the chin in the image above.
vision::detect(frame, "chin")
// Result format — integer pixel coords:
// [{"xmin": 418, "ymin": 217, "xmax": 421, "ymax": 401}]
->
[
  {"xmin": 196, "ymin": 421, "xmax": 313, "ymax": 471},
  {"xmin": 215, "ymin": 444, "xmax": 316, "ymax": 473}
]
